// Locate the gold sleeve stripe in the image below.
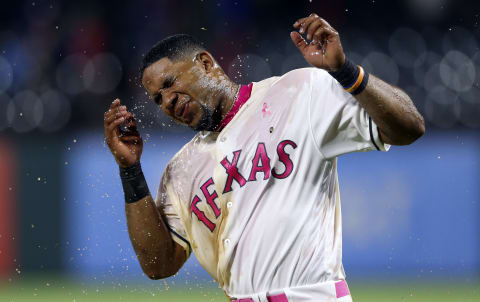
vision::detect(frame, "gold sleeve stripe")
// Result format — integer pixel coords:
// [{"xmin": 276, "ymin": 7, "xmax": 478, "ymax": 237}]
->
[
  {"xmin": 345, "ymin": 66, "xmax": 364, "ymax": 93},
  {"xmin": 168, "ymin": 226, "xmax": 192, "ymax": 257}
]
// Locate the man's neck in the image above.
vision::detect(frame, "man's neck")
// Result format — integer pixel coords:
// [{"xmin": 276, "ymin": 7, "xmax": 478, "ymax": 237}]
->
[{"xmin": 220, "ymin": 82, "xmax": 241, "ymax": 121}]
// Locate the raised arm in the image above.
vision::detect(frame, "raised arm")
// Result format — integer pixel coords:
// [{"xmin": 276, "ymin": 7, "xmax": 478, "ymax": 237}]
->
[
  {"xmin": 104, "ymin": 99, "xmax": 186, "ymax": 279},
  {"xmin": 290, "ymin": 14, "xmax": 425, "ymax": 145}
]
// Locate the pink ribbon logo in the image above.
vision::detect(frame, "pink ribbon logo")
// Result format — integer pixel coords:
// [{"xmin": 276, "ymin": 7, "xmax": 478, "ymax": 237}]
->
[{"xmin": 262, "ymin": 102, "xmax": 271, "ymax": 118}]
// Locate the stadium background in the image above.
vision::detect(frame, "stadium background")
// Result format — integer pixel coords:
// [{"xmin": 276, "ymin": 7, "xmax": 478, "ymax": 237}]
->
[{"xmin": 0, "ymin": 0, "xmax": 479, "ymax": 301}]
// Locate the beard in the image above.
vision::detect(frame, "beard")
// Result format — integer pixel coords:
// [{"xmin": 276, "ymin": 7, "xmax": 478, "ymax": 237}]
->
[{"xmin": 193, "ymin": 102, "xmax": 223, "ymax": 132}]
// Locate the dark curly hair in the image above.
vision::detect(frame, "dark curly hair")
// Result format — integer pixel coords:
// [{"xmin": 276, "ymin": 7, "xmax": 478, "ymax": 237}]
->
[{"xmin": 140, "ymin": 34, "xmax": 205, "ymax": 77}]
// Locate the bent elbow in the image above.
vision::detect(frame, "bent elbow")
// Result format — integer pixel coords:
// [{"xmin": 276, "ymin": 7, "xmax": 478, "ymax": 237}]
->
[
  {"xmin": 386, "ymin": 119, "xmax": 425, "ymax": 146},
  {"xmin": 409, "ymin": 117, "xmax": 426, "ymax": 144},
  {"xmin": 145, "ymin": 272, "xmax": 170, "ymax": 280},
  {"xmin": 145, "ymin": 272, "xmax": 163, "ymax": 280},
  {"xmin": 140, "ymin": 260, "xmax": 180, "ymax": 280},
  {"xmin": 144, "ymin": 267, "xmax": 178, "ymax": 280}
]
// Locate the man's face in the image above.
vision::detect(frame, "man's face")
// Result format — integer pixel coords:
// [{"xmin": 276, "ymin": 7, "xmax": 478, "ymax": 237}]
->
[{"xmin": 142, "ymin": 56, "xmax": 220, "ymax": 131}]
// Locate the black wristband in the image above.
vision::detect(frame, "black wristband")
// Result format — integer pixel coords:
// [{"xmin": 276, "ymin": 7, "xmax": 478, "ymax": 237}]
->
[
  {"xmin": 120, "ymin": 162, "xmax": 150, "ymax": 204},
  {"xmin": 352, "ymin": 71, "xmax": 369, "ymax": 95},
  {"xmin": 329, "ymin": 58, "xmax": 369, "ymax": 95},
  {"xmin": 329, "ymin": 59, "xmax": 359, "ymax": 88}
]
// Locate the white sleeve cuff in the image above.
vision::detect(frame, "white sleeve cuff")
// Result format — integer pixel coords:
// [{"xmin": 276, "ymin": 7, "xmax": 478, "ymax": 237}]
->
[
  {"xmin": 369, "ymin": 117, "xmax": 390, "ymax": 152},
  {"xmin": 168, "ymin": 226, "xmax": 192, "ymax": 258}
]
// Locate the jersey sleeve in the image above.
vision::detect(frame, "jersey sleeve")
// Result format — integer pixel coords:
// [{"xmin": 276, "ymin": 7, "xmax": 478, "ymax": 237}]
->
[
  {"xmin": 308, "ymin": 68, "xmax": 390, "ymax": 159},
  {"xmin": 155, "ymin": 167, "xmax": 192, "ymax": 259}
]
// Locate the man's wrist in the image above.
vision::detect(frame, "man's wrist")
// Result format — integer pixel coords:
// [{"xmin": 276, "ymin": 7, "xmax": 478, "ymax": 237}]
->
[
  {"xmin": 120, "ymin": 161, "xmax": 150, "ymax": 204},
  {"xmin": 328, "ymin": 58, "xmax": 369, "ymax": 95}
]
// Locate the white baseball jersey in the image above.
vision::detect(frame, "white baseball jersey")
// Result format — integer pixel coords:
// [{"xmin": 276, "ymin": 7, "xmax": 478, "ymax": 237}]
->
[{"xmin": 155, "ymin": 67, "xmax": 389, "ymax": 300}]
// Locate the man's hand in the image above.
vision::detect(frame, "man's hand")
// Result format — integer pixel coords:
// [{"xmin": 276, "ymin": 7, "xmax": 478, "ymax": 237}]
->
[
  {"xmin": 291, "ymin": 14, "xmax": 345, "ymax": 72},
  {"xmin": 104, "ymin": 99, "xmax": 143, "ymax": 167}
]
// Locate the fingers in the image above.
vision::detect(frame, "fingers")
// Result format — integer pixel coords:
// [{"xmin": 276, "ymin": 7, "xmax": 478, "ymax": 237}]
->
[
  {"xmin": 293, "ymin": 14, "xmax": 314, "ymax": 30},
  {"xmin": 312, "ymin": 26, "xmax": 338, "ymax": 45},
  {"xmin": 104, "ymin": 99, "xmax": 129, "ymax": 143},
  {"xmin": 104, "ymin": 99, "xmax": 125, "ymax": 123},
  {"xmin": 110, "ymin": 98, "xmax": 120, "ymax": 109},
  {"xmin": 119, "ymin": 115, "xmax": 142, "ymax": 145},
  {"xmin": 305, "ymin": 19, "xmax": 323, "ymax": 40},
  {"xmin": 293, "ymin": 14, "xmax": 336, "ymax": 42},
  {"xmin": 124, "ymin": 112, "xmax": 137, "ymax": 130},
  {"xmin": 104, "ymin": 107, "xmax": 127, "ymax": 125},
  {"xmin": 107, "ymin": 116, "xmax": 125, "ymax": 134},
  {"xmin": 293, "ymin": 13, "xmax": 321, "ymax": 33},
  {"xmin": 119, "ymin": 112, "xmax": 142, "ymax": 138},
  {"xmin": 290, "ymin": 31, "xmax": 307, "ymax": 53}
]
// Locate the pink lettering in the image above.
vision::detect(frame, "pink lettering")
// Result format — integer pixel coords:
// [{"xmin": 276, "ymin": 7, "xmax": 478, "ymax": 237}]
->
[
  {"xmin": 190, "ymin": 195, "xmax": 216, "ymax": 232},
  {"xmin": 248, "ymin": 143, "xmax": 271, "ymax": 181},
  {"xmin": 200, "ymin": 178, "xmax": 221, "ymax": 218},
  {"xmin": 272, "ymin": 140, "xmax": 297, "ymax": 179},
  {"xmin": 221, "ymin": 150, "xmax": 247, "ymax": 193}
]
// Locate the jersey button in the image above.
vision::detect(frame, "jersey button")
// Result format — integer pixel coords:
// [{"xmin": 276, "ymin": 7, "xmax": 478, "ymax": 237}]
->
[
  {"xmin": 220, "ymin": 137, "xmax": 226, "ymax": 142},
  {"xmin": 227, "ymin": 201, "xmax": 233, "ymax": 208},
  {"xmin": 224, "ymin": 239, "xmax": 230, "ymax": 246}
]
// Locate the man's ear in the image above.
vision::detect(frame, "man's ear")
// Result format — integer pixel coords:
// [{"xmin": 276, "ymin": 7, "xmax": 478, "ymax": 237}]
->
[{"xmin": 195, "ymin": 51, "xmax": 215, "ymax": 73}]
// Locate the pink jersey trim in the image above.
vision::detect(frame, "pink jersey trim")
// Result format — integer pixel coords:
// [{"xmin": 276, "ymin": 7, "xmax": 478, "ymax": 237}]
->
[
  {"xmin": 267, "ymin": 293, "xmax": 288, "ymax": 302},
  {"xmin": 335, "ymin": 280, "xmax": 350, "ymax": 298},
  {"xmin": 233, "ymin": 293, "xmax": 288, "ymax": 302},
  {"xmin": 215, "ymin": 83, "xmax": 253, "ymax": 132}
]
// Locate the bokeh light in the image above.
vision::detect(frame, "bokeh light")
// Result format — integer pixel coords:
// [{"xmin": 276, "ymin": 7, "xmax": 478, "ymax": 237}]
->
[
  {"xmin": 442, "ymin": 26, "xmax": 478, "ymax": 56},
  {"xmin": 389, "ymin": 28, "xmax": 427, "ymax": 69},
  {"xmin": 56, "ymin": 54, "xmax": 89, "ymax": 95},
  {"xmin": 362, "ymin": 51, "xmax": 400, "ymax": 85},
  {"xmin": 424, "ymin": 85, "xmax": 459, "ymax": 128},
  {"xmin": 38, "ymin": 90, "xmax": 71, "ymax": 132},
  {"xmin": 406, "ymin": 0, "xmax": 449, "ymax": 21},
  {"xmin": 0, "ymin": 56, "xmax": 13, "ymax": 93},
  {"xmin": 439, "ymin": 50, "xmax": 476, "ymax": 92},
  {"xmin": 83, "ymin": 52, "xmax": 123, "ymax": 94},
  {"xmin": 458, "ymin": 87, "xmax": 480, "ymax": 128},
  {"xmin": 0, "ymin": 94, "xmax": 11, "ymax": 130},
  {"xmin": 10, "ymin": 90, "xmax": 43, "ymax": 133}
]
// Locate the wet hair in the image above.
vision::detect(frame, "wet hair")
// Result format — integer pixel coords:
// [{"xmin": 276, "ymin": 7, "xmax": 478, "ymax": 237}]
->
[{"xmin": 140, "ymin": 34, "xmax": 205, "ymax": 77}]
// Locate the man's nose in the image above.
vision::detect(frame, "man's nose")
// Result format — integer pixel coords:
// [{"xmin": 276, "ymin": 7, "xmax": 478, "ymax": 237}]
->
[{"xmin": 161, "ymin": 92, "xmax": 178, "ymax": 115}]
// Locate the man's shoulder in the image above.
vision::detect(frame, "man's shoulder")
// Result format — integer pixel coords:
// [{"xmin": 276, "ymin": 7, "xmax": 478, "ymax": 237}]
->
[
  {"xmin": 281, "ymin": 67, "xmax": 330, "ymax": 81},
  {"xmin": 166, "ymin": 131, "xmax": 217, "ymax": 171},
  {"xmin": 255, "ymin": 67, "xmax": 331, "ymax": 90}
]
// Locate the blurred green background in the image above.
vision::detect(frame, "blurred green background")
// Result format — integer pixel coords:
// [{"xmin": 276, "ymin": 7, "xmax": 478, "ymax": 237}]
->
[{"xmin": 1, "ymin": 277, "xmax": 479, "ymax": 301}]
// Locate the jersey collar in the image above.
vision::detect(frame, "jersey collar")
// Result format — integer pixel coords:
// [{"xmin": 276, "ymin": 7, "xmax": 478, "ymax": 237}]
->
[{"xmin": 215, "ymin": 83, "xmax": 253, "ymax": 132}]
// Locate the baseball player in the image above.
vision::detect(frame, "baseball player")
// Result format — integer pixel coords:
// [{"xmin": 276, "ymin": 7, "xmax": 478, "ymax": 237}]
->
[{"xmin": 104, "ymin": 14, "xmax": 424, "ymax": 302}]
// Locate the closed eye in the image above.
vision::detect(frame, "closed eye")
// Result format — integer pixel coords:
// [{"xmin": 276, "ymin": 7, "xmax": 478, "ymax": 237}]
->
[
  {"xmin": 153, "ymin": 76, "xmax": 176, "ymax": 105},
  {"xmin": 163, "ymin": 76, "xmax": 175, "ymax": 89}
]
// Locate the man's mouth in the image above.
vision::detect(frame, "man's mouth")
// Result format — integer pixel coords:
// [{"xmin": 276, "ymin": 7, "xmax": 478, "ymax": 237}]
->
[{"xmin": 175, "ymin": 100, "xmax": 190, "ymax": 121}]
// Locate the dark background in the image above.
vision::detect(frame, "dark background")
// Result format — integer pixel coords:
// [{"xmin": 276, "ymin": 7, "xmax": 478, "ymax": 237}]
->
[{"xmin": 0, "ymin": 0, "xmax": 479, "ymax": 132}]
